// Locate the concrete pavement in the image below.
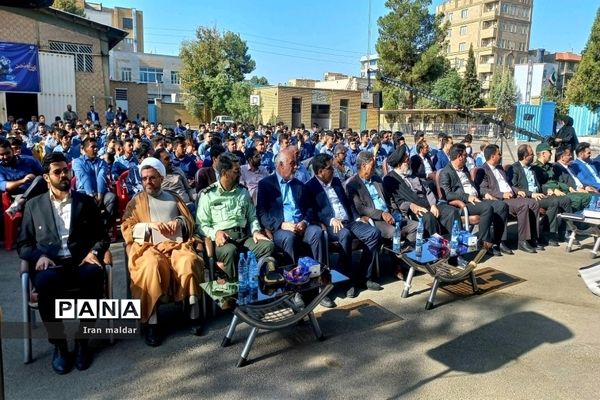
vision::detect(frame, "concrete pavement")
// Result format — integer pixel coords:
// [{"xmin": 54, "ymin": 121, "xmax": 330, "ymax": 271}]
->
[{"xmin": 1, "ymin": 234, "xmax": 599, "ymax": 399}]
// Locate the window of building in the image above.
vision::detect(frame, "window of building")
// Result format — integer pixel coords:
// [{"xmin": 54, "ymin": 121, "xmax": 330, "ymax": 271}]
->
[
  {"xmin": 122, "ymin": 17, "xmax": 133, "ymax": 30},
  {"xmin": 447, "ymin": 28, "xmax": 452, "ymax": 37},
  {"xmin": 459, "ymin": 42, "xmax": 466, "ymax": 52},
  {"xmin": 170, "ymin": 71, "xmax": 180, "ymax": 85},
  {"xmin": 510, "ymin": 24, "xmax": 517, "ymax": 33},
  {"xmin": 139, "ymin": 67, "xmax": 163, "ymax": 83},
  {"xmin": 502, "ymin": 4, "xmax": 509, "ymax": 13},
  {"xmin": 446, "ymin": 44, "xmax": 451, "ymax": 53},
  {"xmin": 339, "ymin": 99, "xmax": 348, "ymax": 129},
  {"xmin": 460, "ymin": 26, "xmax": 468, "ymax": 35},
  {"xmin": 447, "ymin": 12, "xmax": 453, "ymax": 22},
  {"xmin": 461, "ymin": 9, "xmax": 468, "ymax": 18},
  {"xmin": 121, "ymin": 67, "xmax": 132, "ymax": 82},
  {"xmin": 48, "ymin": 41, "xmax": 93, "ymax": 72}
]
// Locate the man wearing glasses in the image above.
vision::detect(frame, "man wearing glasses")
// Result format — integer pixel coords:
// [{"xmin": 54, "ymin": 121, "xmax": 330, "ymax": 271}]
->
[{"xmin": 18, "ymin": 152, "xmax": 110, "ymax": 374}]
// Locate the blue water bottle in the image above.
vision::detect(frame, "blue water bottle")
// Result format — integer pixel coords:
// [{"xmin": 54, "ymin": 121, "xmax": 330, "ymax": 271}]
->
[
  {"xmin": 247, "ymin": 251, "xmax": 259, "ymax": 302},
  {"xmin": 415, "ymin": 217, "xmax": 424, "ymax": 257},
  {"xmin": 450, "ymin": 219, "xmax": 460, "ymax": 256},
  {"xmin": 393, "ymin": 221, "xmax": 402, "ymax": 253},
  {"xmin": 237, "ymin": 253, "xmax": 248, "ymax": 305}
]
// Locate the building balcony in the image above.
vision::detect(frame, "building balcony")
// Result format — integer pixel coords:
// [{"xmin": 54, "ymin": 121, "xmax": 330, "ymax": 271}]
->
[
  {"xmin": 481, "ymin": 80, "xmax": 491, "ymax": 90},
  {"xmin": 480, "ymin": 27, "xmax": 497, "ymax": 39},
  {"xmin": 478, "ymin": 63, "xmax": 494, "ymax": 74},
  {"xmin": 482, "ymin": 8, "xmax": 499, "ymax": 20}
]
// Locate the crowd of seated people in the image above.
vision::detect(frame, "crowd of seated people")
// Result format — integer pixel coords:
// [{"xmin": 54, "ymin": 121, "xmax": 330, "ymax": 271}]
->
[{"xmin": 8, "ymin": 108, "xmax": 598, "ymax": 374}]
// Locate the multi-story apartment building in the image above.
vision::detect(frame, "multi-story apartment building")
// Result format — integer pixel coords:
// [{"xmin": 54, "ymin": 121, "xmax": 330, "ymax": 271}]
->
[
  {"xmin": 436, "ymin": 0, "xmax": 533, "ymax": 95},
  {"xmin": 75, "ymin": 0, "xmax": 143, "ymax": 53}
]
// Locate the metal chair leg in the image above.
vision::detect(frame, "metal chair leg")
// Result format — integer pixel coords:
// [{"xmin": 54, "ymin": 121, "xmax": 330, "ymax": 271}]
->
[
  {"xmin": 221, "ymin": 314, "xmax": 239, "ymax": 347},
  {"xmin": 470, "ymin": 270, "xmax": 480, "ymax": 294},
  {"xmin": 426, "ymin": 278, "xmax": 441, "ymax": 310},
  {"xmin": 308, "ymin": 311, "xmax": 325, "ymax": 341},
  {"xmin": 237, "ymin": 327, "xmax": 259, "ymax": 368},
  {"xmin": 401, "ymin": 267, "xmax": 416, "ymax": 298},
  {"xmin": 21, "ymin": 273, "xmax": 32, "ymax": 364}
]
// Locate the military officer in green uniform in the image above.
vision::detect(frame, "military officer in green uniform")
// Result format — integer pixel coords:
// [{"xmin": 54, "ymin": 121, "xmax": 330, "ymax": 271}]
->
[
  {"xmin": 532, "ymin": 143, "xmax": 591, "ymax": 212},
  {"xmin": 196, "ymin": 152, "xmax": 274, "ymax": 278}
]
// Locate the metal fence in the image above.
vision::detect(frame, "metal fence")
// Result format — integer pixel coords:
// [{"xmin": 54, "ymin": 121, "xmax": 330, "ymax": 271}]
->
[{"xmin": 380, "ymin": 123, "xmax": 501, "ymax": 139}]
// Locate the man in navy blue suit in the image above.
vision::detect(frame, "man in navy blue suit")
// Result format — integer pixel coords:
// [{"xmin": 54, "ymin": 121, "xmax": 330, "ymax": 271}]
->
[
  {"xmin": 256, "ymin": 147, "xmax": 325, "ymax": 265},
  {"xmin": 304, "ymin": 153, "xmax": 382, "ymax": 298},
  {"xmin": 256, "ymin": 148, "xmax": 334, "ymax": 307}
]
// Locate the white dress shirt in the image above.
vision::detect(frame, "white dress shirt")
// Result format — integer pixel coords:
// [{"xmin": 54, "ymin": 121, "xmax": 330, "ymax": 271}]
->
[{"xmin": 49, "ymin": 191, "xmax": 72, "ymax": 258}]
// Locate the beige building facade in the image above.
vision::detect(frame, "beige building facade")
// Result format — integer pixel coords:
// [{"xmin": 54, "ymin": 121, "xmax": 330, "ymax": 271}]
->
[
  {"xmin": 0, "ymin": 6, "xmax": 125, "ymax": 123},
  {"xmin": 254, "ymin": 86, "xmax": 361, "ymax": 130},
  {"xmin": 436, "ymin": 0, "xmax": 533, "ymax": 93}
]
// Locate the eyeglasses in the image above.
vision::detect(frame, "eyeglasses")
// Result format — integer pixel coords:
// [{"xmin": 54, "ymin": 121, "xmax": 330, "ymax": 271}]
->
[{"xmin": 49, "ymin": 168, "xmax": 70, "ymax": 176}]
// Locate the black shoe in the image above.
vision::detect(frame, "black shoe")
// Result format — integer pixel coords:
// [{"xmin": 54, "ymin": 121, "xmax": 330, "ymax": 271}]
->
[
  {"xmin": 366, "ymin": 280, "xmax": 383, "ymax": 291},
  {"xmin": 531, "ymin": 240, "xmax": 545, "ymax": 251},
  {"xmin": 346, "ymin": 286, "xmax": 358, "ymax": 298},
  {"xmin": 190, "ymin": 319, "xmax": 203, "ymax": 336},
  {"xmin": 144, "ymin": 324, "xmax": 162, "ymax": 347},
  {"xmin": 319, "ymin": 296, "xmax": 336, "ymax": 308},
  {"xmin": 74, "ymin": 340, "xmax": 92, "ymax": 371},
  {"xmin": 487, "ymin": 246, "xmax": 502, "ymax": 256},
  {"xmin": 499, "ymin": 242, "xmax": 514, "ymax": 255},
  {"xmin": 518, "ymin": 240, "xmax": 537, "ymax": 253},
  {"xmin": 547, "ymin": 238, "xmax": 560, "ymax": 247},
  {"xmin": 52, "ymin": 344, "xmax": 73, "ymax": 375}
]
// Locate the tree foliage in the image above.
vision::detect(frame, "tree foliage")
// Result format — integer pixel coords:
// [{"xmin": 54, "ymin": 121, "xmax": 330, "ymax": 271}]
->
[
  {"xmin": 566, "ymin": 7, "xmax": 600, "ymax": 110},
  {"xmin": 180, "ymin": 27, "xmax": 255, "ymax": 120},
  {"xmin": 249, "ymin": 75, "xmax": 269, "ymax": 86},
  {"xmin": 53, "ymin": 0, "xmax": 85, "ymax": 16},
  {"xmin": 376, "ymin": 0, "xmax": 448, "ymax": 109},
  {"xmin": 417, "ymin": 69, "xmax": 463, "ymax": 108},
  {"xmin": 489, "ymin": 70, "xmax": 517, "ymax": 121},
  {"xmin": 461, "ymin": 44, "xmax": 484, "ymax": 108}
]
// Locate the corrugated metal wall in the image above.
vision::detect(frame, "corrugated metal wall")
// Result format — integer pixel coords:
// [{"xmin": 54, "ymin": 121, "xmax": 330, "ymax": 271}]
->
[
  {"xmin": 569, "ymin": 105, "xmax": 600, "ymax": 137},
  {"xmin": 37, "ymin": 52, "xmax": 76, "ymax": 121},
  {"xmin": 515, "ymin": 101, "xmax": 556, "ymax": 140}
]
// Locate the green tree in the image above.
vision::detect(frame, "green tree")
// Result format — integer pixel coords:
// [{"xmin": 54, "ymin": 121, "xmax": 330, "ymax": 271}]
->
[
  {"xmin": 376, "ymin": 0, "xmax": 449, "ymax": 109},
  {"xmin": 461, "ymin": 44, "xmax": 484, "ymax": 108},
  {"xmin": 487, "ymin": 71, "xmax": 503, "ymax": 106},
  {"xmin": 225, "ymin": 82, "xmax": 257, "ymax": 122},
  {"xmin": 433, "ymin": 69, "xmax": 463, "ymax": 107},
  {"xmin": 566, "ymin": 8, "xmax": 600, "ymax": 110},
  {"xmin": 180, "ymin": 27, "xmax": 255, "ymax": 119},
  {"xmin": 53, "ymin": 0, "xmax": 85, "ymax": 16},
  {"xmin": 249, "ymin": 75, "xmax": 269, "ymax": 86},
  {"xmin": 490, "ymin": 70, "xmax": 517, "ymax": 121},
  {"xmin": 542, "ymin": 83, "xmax": 569, "ymax": 115}
]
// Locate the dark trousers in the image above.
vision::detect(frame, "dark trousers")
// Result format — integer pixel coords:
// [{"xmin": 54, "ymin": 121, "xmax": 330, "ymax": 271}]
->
[
  {"xmin": 503, "ymin": 198, "xmax": 540, "ymax": 241},
  {"xmin": 374, "ymin": 218, "xmax": 417, "ymax": 241},
  {"xmin": 214, "ymin": 228, "xmax": 275, "ymax": 278},
  {"xmin": 31, "ymin": 261, "xmax": 104, "ymax": 345},
  {"xmin": 422, "ymin": 203, "xmax": 462, "ymax": 236},
  {"xmin": 538, "ymin": 195, "xmax": 572, "ymax": 233},
  {"xmin": 467, "ymin": 200, "xmax": 508, "ymax": 244},
  {"xmin": 327, "ymin": 220, "xmax": 381, "ymax": 282},
  {"xmin": 272, "ymin": 224, "xmax": 325, "ymax": 265}
]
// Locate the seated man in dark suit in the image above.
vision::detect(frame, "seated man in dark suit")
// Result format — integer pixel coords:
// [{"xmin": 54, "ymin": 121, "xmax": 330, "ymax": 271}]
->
[
  {"xmin": 346, "ymin": 150, "xmax": 418, "ymax": 242},
  {"xmin": 410, "ymin": 141, "xmax": 436, "ymax": 181},
  {"xmin": 17, "ymin": 152, "xmax": 110, "ymax": 374},
  {"xmin": 439, "ymin": 144, "xmax": 510, "ymax": 256},
  {"xmin": 304, "ymin": 153, "xmax": 382, "ymax": 298},
  {"xmin": 511, "ymin": 144, "xmax": 571, "ymax": 246},
  {"xmin": 195, "ymin": 144, "xmax": 225, "ymax": 193},
  {"xmin": 256, "ymin": 148, "xmax": 333, "ymax": 308},
  {"xmin": 547, "ymin": 146, "xmax": 593, "ymax": 211},
  {"xmin": 478, "ymin": 144, "xmax": 541, "ymax": 253},
  {"xmin": 383, "ymin": 146, "xmax": 459, "ymax": 238}
]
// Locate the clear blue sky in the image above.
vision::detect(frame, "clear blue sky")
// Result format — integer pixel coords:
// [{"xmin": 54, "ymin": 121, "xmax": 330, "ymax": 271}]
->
[{"xmin": 99, "ymin": 0, "xmax": 598, "ymax": 84}]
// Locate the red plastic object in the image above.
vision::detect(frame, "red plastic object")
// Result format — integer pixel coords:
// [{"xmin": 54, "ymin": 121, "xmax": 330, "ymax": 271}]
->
[
  {"xmin": 116, "ymin": 170, "xmax": 129, "ymax": 219},
  {"xmin": 2, "ymin": 191, "xmax": 23, "ymax": 251}
]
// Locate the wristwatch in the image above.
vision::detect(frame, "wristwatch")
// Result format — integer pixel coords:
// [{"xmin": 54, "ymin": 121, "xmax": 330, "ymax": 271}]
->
[{"xmin": 91, "ymin": 250, "xmax": 99, "ymax": 257}]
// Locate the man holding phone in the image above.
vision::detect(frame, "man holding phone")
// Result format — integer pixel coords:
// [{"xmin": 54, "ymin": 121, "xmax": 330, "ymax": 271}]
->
[{"xmin": 17, "ymin": 152, "xmax": 110, "ymax": 375}]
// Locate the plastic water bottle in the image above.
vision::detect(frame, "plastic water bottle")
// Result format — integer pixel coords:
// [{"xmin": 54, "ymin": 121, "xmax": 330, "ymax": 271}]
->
[
  {"xmin": 450, "ymin": 219, "xmax": 460, "ymax": 256},
  {"xmin": 247, "ymin": 251, "xmax": 259, "ymax": 290},
  {"xmin": 393, "ymin": 221, "xmax": 402, "ymax": 253},
  {"xmin": 415, "ymin": 218, "xmax": 424, "ymax": 257},
  {"xmin": 237, "ymin": 253, "xmax": 248, "ymax": 305}
]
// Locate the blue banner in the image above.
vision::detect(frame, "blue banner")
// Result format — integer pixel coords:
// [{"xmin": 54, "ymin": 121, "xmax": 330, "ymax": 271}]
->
[{"xmin": 0, "ymin": 42, "xmax": 40, "ymax": 93}]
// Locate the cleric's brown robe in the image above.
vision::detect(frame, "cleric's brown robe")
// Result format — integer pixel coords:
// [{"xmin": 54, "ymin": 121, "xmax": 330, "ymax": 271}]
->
[{"xmin": 121, "ymin": 191, "xmax": 203, "ymax": 322}]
